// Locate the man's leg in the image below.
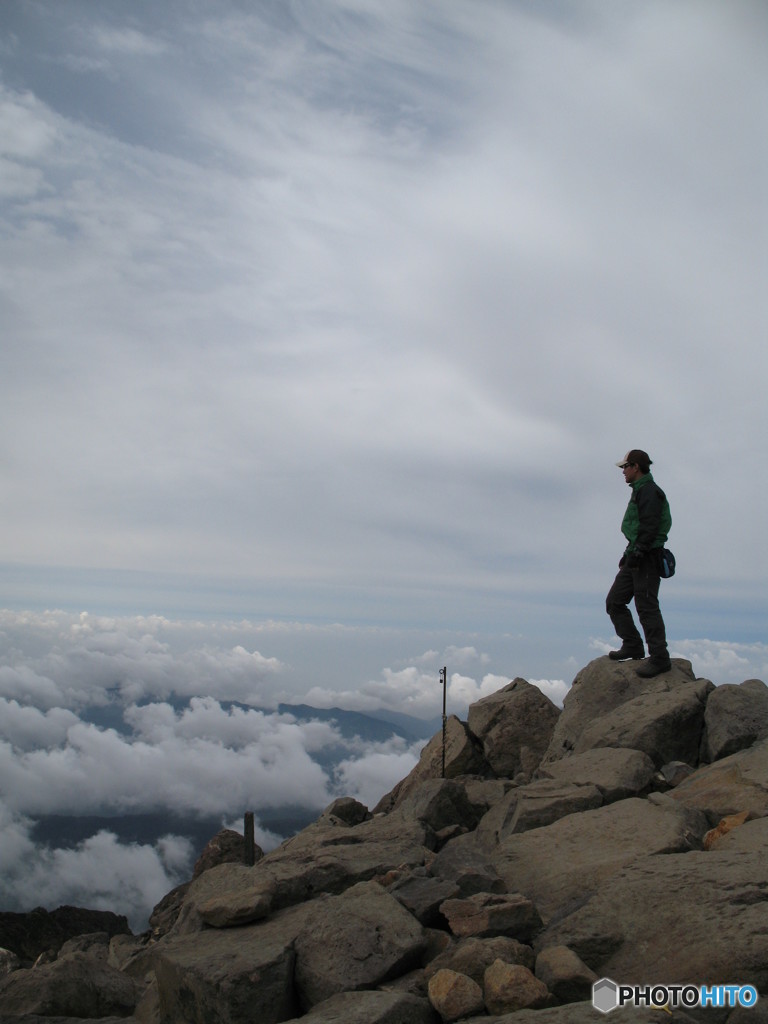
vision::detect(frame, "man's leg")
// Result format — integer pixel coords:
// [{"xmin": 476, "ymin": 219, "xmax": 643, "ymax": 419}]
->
[
  {"xmin": 606, "ymin": 564, "xmax": 645, "ymax": 657},
  {"xmin": 633, "ymin": 555, "xmax": 671, "ymax": 673}
]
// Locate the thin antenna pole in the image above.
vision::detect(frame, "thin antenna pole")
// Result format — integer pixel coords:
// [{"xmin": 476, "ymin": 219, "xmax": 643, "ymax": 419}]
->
[{"xmin": 440, "ymin": 666, "xmax": 447, "ymax": 779}]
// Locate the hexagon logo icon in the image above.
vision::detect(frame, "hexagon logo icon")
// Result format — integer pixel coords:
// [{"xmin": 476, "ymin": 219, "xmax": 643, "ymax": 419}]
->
[{"xmin": 593, "ymin": 977, "xmax": 619, "ymax": 1014}]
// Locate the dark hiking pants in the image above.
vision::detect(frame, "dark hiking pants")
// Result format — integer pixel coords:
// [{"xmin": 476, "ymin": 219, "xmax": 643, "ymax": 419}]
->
[{"xmin": 606, "ymin": 553, "xmax": 668, "ymax": 661}]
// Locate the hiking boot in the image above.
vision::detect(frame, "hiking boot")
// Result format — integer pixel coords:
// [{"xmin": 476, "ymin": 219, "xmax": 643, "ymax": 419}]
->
[
  {"xmin": 608, "ymin": 645, "xmax": 645, "ymax": 661},
  {"xmin": 636, "ymin": 658, "xmax": 672, "ymax": 678}
]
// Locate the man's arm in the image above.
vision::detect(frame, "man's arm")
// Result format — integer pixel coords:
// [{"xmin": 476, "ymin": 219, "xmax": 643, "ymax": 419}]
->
[{"xmin": 634, "ymin": 483, "xmax": 665, "ymax": 552}]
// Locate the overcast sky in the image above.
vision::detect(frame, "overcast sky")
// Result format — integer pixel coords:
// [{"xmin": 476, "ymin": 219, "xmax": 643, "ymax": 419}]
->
[{"xmin": 1, "ymin": 0, "xmax": 766, "ymax": 928}]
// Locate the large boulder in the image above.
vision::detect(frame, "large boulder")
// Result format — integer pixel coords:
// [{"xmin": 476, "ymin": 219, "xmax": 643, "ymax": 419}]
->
[
  {"xmin": 192, "ymin": 827, "xmax": 257, "ymax": 877},
  {"xmin": 541, "ymin": 658, "xmax": 702, "ymax": 766},
  {"xmin": 488, "ymin": 794, "xmax": 709, "ymax": 923},
  {"xmin": 669, "ymin": 736, "xmax": 768, "ymax": 822},
  {"xmin": 700, "ymin": 679, "xmax": 768, "ymax": 763},
  {"xmin": 293, "ymin": 881, "xmax": 428, "ymax": 1008},
  {"xmin": 428, "ymin": 831, "xmax": 506, "ymax": 897},
  {"xmin": 153, "ymin": 902, "xmax": 308, "ymax": 1024},
  {"xmin": 535, "ymin": 747, "xmax": 656, "ymax": 803},
  {"xmin": 395, "ymin": 778, "xmax": 482, "ymax": 833},
  {"xmin": 537, "ymin": 835, "xmax": 768, "ymax": 993},
  {"xmin": 387, "ymin": 871, "xmax": 460, "ymax": 927},
  {"xmin": 172, "ymin": 810, "xmax": 435, "ymax": 934},
  {"xmin": 475, "ymin": 779, "xmax": 603, "ymax": 846},
  {"xmin": 0, "ymin": 951, "xmax": 138, "ymax": 1019},
  {"xmin": 467, "ymin": 679, "xmax": 560, "ymax": 781},
  {"xmin": 374, "ymin": 716, "xmax": 488, "ymax": 813},
  {"xmin": 571, "ymin": 678, "xmax": 712, "ymax": 767}
]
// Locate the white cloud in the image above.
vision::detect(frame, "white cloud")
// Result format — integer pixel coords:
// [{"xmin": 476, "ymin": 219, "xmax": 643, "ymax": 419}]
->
[
  {"xmin": 0, "ymin": 801, "xmax": 192, "ymax": 932},
  {"xmin": 670, "ymin": 639, "xmax": 768, "ymax": 686},
  {"xmin": 530, "ymin": 678, "xmax": 570, "ymax": 709},
  {"xmin": 0, "ymin": 609, "xmax": 284, "ymax": 708},
  {"xmin": 333, "ymin": 739, "xmax": 423, "ymax": 810},
  {"xmin": 0, "ymin": 698, "xmax": 79, "ymax": 750}
]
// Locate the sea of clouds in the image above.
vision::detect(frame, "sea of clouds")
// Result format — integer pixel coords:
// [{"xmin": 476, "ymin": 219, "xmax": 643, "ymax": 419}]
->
[
  {"xmin": 0, "ymin": 608, "xmax": 547, "ymax": 929},
  {"xmin": 1, "ymin": 608, "xmax": 764, "ymax": 931}
]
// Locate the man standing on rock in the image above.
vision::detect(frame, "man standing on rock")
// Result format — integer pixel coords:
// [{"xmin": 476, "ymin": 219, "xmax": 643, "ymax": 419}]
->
[{"xmin": 606, "ymin": 449, "xmax": 672, "ymax": 677}]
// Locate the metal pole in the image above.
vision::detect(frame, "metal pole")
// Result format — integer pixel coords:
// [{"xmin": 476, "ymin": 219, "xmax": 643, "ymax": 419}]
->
[{"xmin": 440, "ymin": 666, "xmax": 447, "ymax": 779}]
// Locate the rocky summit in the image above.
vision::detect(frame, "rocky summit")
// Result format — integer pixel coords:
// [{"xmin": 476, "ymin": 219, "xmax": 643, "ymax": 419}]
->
[{"xmin": 2, "ymin": 658, "xmax": 768, "ymax": 1024}]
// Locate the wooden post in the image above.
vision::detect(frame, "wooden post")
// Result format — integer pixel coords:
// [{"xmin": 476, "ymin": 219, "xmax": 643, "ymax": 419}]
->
[{"xmin": 244, "ymin": 811, "xmax": 255, "ymax": 866}]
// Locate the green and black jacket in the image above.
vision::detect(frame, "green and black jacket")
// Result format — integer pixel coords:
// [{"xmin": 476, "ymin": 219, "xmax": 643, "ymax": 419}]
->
[{"xmin": 621, "ymin": 472, "xmax": 671, "ymax": 554}]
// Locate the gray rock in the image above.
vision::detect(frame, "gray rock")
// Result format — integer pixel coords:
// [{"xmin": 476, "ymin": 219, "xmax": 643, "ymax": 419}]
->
[
  {"xmin": 167, "ymin": 862, "xmax": 276, "ymax": 934},
  {"xmin": 489, "ymin": 796, "xmax": 709, "ymax": 923},
  {"xmin": 318, "ymin": 796, "xmax": 372, "ymax": 826},
  {"xmin": 467, "ymin": 678, "xmax": 561, "ymax": 781},
  {"xmin": 153, "ymin": 902, "xmax": 307, "ymax": 1024},
  {"xmin": 108, "ymin": 933, "xmax": 154, "ymax": 979},
  {"xmin": 171, "ymin": 811, "xmax": 434, "ymax": 933},
  {"xmin": 476, "ymin": 779, "xmax": 603, "ymax": 844},
  {"xmin": 57, "ymin": 931, "xmax": 111, "ymax": 959},
  {"xmin": 483, "ymin": 959, "xmax": 551, "ymax": 1014},
  {"xmin": 0, "ymin": 953, "xmax": 138, "ymax": 1019},
  {"xmin": 669, "ymin": 737, "xmax": 768, "ymax": 822},
  {"xmin": 429, "ymin": 831, "xmax": 507, "ymax": 896},
  {"xmin": 536, "ymin": 747, "xmax": 656, "ymax": 802},
  {"xmin": 462, "ymin": 778, "xmax": 516, "ymax": 815},
  {"xmin": 537, "ymin": 845, "xmax": 768, "ymax": 994},
  {"xmin": 571, "ymin": 677, "xmax": 713, "ymax": 767},
  {"xmin": 192, "ymin": 827, "xmax": 257, "ymax": 877},
  {"xmin": 658, "ymin": 760, "xmax": 695, "ymax": 787},
  {"xmin": 542, "ymin": 657, "xmax": 698, "ymax": 765},
  {"xmin": 388, "ymin": 873, "xmax": 460, "ymax": 926},
  {"xmin": 439, "ymin": 892, "xmax": 542, "ymax": 944},
  {"xmin": 294, "ymin": 881, "xmax": 427, "ymax": 1008},
  {"xmin": 428, "ymin": 968, "xmax": 485, "ymax": 1021},
  {"xmin": 148, "ymin": 881, "xmax": 191, "ymax": 938},
  {"xmin": 534, "ymin": 944, "xmax": 598, "ymax": 1004},
  {"xmin": 700, "ymin": 679, "xmax": 768, "ymax": 763},
  {"xmin": 424, "ymin": 935, "xmax": 535, "ymax": 983},
  {"xmin": 0, "ymin": 947, "xmax": 20, "ymax": 977},
  {"xmin": 374, "ymin": 716, "xmax": 488, "ymax": 813},
  {"xmin": 395, "ymin": 778, "xmax": 482, "ymax": 833},
  {"xmin": 293, "ymin": 989, "xmax": 438, "ymax": 1023}
]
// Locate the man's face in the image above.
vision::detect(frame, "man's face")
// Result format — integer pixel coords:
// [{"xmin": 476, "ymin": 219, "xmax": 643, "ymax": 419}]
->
[{"xmin": 620, "ymin": 461, "xmax": 642, "ymax": 484}]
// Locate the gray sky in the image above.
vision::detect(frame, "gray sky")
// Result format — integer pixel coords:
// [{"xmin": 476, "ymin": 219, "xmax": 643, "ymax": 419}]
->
[
  {"xmin": 1, "ymin": 0, "xmax": 767, "ymax": 928},
  {"xmin": 1, "ymin": 0, "xmax": 765, "ymax": 633}
]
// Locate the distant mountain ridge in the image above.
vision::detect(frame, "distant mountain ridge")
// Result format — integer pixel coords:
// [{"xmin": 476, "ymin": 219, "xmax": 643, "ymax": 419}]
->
[{"xmin": 276, "ymin": 703, "xmax": 439, "ymax": 743}]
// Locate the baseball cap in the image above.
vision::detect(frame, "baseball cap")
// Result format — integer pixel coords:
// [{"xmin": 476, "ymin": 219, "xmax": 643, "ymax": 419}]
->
[{"xmin": 616, "ymin": 449, "xmax": 653, "ymax": 470}]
